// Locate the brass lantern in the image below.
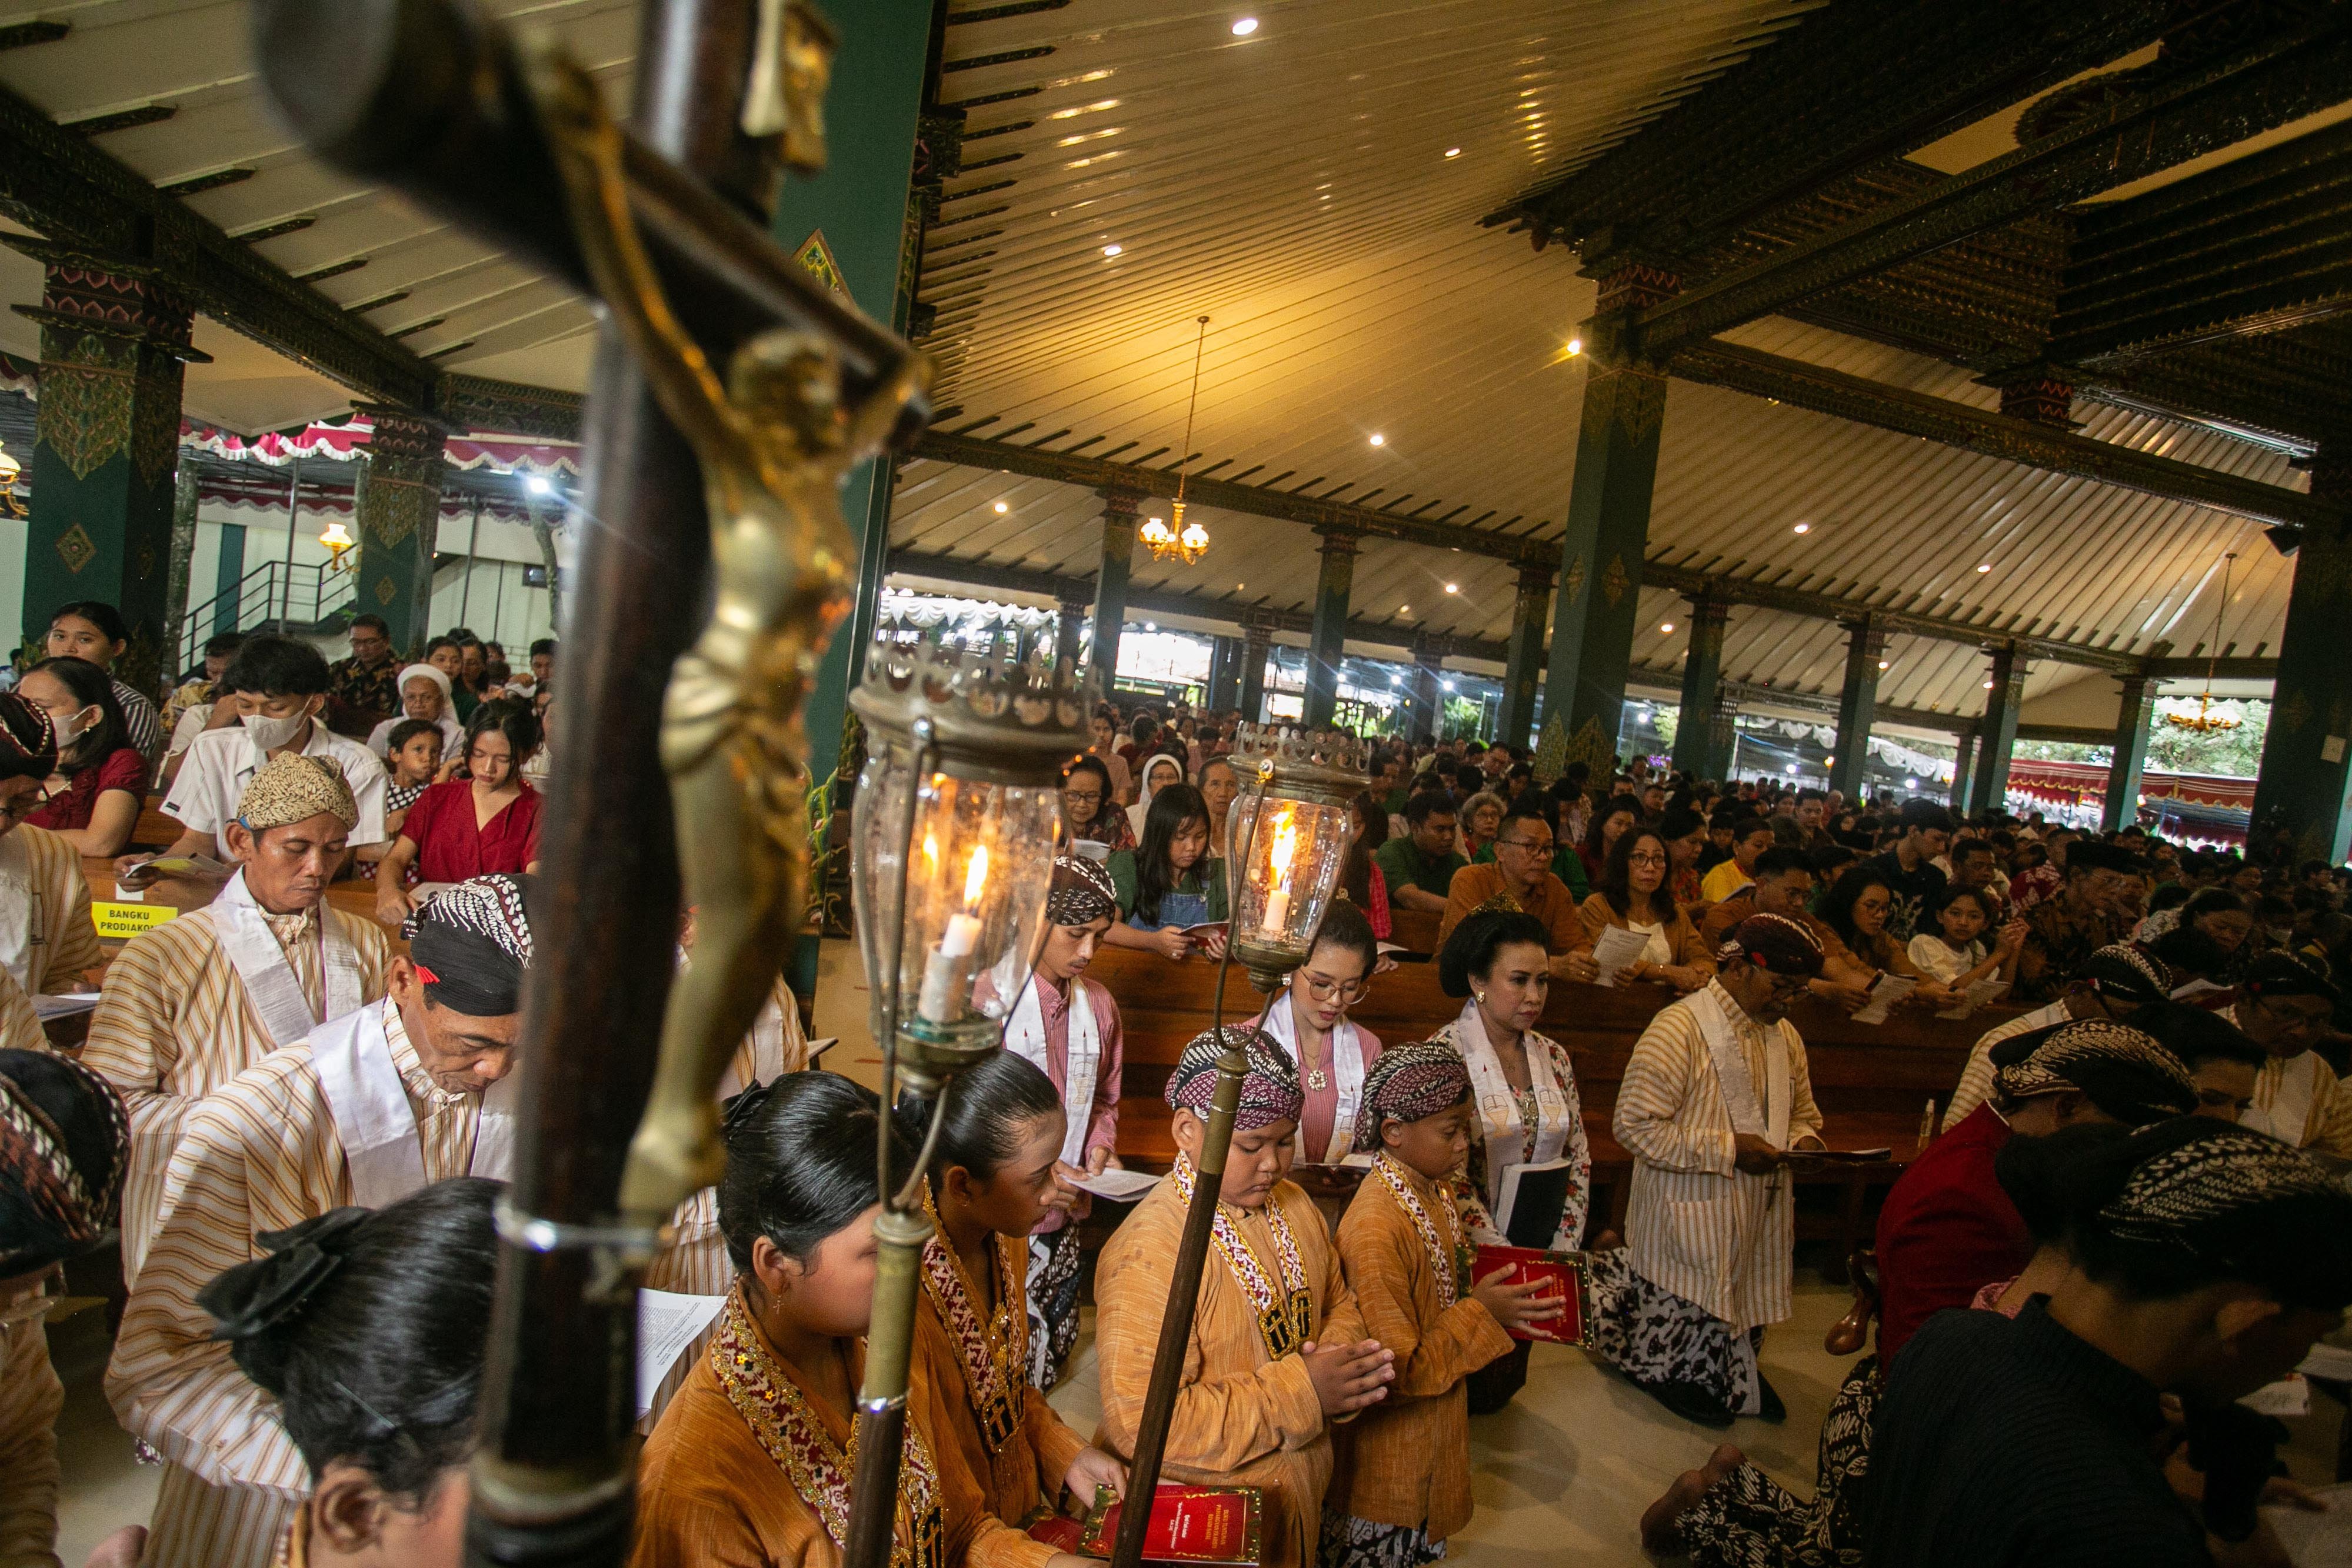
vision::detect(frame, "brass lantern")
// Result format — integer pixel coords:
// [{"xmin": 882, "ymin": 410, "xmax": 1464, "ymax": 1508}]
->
[
  {"xmin": 1224, "ymin": 724, "xmax": 1365, "ymax": 992},
  {"xmin": 850, "ymin": 640, "xmax": 1088, "ymax": 1090}
]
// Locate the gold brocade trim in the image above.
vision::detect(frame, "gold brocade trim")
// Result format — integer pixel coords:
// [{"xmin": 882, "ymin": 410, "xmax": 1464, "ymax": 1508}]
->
[
  {"xmin": 708, "ymin": 1287, "xmax": 945, "ymax": 1568},
  {"xmin": 916, "ymin": 1186, "xmax": 1028, "ymax": 1453},
  {"xmin": 1372, "ymin": 1152, "xmax": 1468, "ymax": 1309},
  {"xmin": 1171, "ymin": 1153, "xmax": 1312, "ymax": 1360}
]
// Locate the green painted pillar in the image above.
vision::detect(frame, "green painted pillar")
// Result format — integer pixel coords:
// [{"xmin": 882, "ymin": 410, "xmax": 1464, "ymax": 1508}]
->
[
  {"xmin": 1208, "ymin": 633, "xmax": 1241, "ymax": 713},
  {"xmin": 1828, "ymin": 618, "xmax": 1887, "ymax": 802},
  {"xmin": 1971, "ymin": 644, "xmax": 2027, "ymax": 816},
  {"xmin": 1055, "ymin": 586, "xmax": 1088, "ymax": 675},
  {"xmin": 1091, "ymin": 490, "xmax": 1141, "ymax": 691},
  {"xmin": 2250, "ymin": 459, "xmax": 2352, "ymax": 862},
  {"xmin": 212, "ymin": 523, "xmax": 246, "ymax": 637},
  {"xmin": 786, "ymin": 0, "xmax": 932, "ymax": 890},
  {"xmin": 1950, "ymin": 732, "xmax": 1978, "ymax": 814},
  {"xmin": 2103, "ymin": 675, "xmax": 2157, "ymax": 833},
  {"xmin": 1410, "ymin": 638, "xmax": 1444, "ymax": 745},
  {"xmin": 1238, "ymin": 615, "xmax": 1272, "ymax": 723},
  {"xmin": 16, "ymin": 251, "xmax": 194, "ymax": 696},
  {"xmin": 354, "ymin": 408, "xmax": 448, "ymax": 656},
  {"xmin": 1673, "ymin": 597, "xmax": 1732, "ymax": 779},
  {"xmin": 165, "ymin": 462, "xmax": 198, "ymax": 673},
  {"xmin": 1500, "ymin": 563, "xmax": 1550, "ymax": 749},
  {"xmin": 1304, "ymin": 529, "xmax": 1357, "ymax": 729},
  {"xmin": 1542, "ymin": 338, "xmax": 1670, "ymax": 778}
]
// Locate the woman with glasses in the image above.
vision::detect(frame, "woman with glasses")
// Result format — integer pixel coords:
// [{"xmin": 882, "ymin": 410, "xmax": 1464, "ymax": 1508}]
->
[
  {"xmin": 1250, "ymin": 902, "xmax": 1384, "ymax": 1165},
  {"xmin": 0, "ymin": 692, "xmax": 104, "ymax": 997},
  {"xmin": 1817, "ymin": 866, "xmax": 1931, "ymax": 1007},
  {"xmin": 1580, "ymin": 829, "xmax": 1715, "ymax": 993},
  {"xmin": 1058, "ymin": 756, "xmax": 1133, "ymax": 855}
]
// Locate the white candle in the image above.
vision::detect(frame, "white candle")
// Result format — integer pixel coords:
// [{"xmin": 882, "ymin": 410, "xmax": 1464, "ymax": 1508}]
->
[
  {"xmin": 941, "ymin": 912, "xmax": 982, "ymax": 958},
  {"xmin": 1261, "ymin": 886, "xmax": 1291, "ymax": 936}
]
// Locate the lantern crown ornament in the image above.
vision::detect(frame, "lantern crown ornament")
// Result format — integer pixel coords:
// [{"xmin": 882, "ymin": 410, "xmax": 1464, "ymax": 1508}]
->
[
  {"xmin": 1222, "ymin": 723, "xmax": 1365, "ymax": 993},
  {"xmin": 850, "ymin": 639, "xmax": 1090, "ymax": 1092}
]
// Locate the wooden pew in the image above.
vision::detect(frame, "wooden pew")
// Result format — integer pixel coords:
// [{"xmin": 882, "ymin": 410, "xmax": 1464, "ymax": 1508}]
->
[
  {"xmin": 1387, "ymin": 908, "xmax": 1442, "ymax": 956},
  {"xmin": 1087, "ymin": 945, "xmax": 2020, "ymax": 1272}
]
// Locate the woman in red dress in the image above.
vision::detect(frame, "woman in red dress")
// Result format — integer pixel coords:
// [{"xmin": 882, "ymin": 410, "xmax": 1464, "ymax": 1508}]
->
[
  {"xmin": 372, "ymin": 700, "xmax": 543, "ymax": 924},
  {"xmin": 18, "ymin": 656, "xmax": 148, "ymax": 856}
]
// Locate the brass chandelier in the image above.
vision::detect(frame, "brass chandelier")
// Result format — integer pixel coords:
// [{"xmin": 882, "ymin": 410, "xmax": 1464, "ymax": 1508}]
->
[
  {"xmin": 1140, "ymin": 315, "xmax": 1212, "ymax": 565},
  {"xmin": 2165, "ymin": 550, "xmax": 2241, "ymax": 735}
]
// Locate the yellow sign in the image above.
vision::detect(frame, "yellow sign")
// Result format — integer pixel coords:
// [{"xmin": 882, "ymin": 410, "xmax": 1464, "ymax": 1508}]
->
[
  {"xmin": 794, "ymin": 230, "xmax": 850, "ymax": 298},
  {"xmin": 94, "ymin": 902, "xmax": 176, "ymax": 940}
]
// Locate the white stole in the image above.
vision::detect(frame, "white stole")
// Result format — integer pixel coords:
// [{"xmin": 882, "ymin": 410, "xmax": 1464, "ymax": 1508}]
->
[
  {"xmin": 208, "ymin": 869, "xmax": 365, "ymax": 1048},
  {"xmin": 2246, "ymin": 1050, "xmax": 2321, "ymax": 1147},
  {"xmin": 1451, "ymin": 997, "xmax": 1571, "ymax": 1210},
  {"xmin": 1683, "ymin": 984, "xmax": 1792, "ymax": 1147},
  {"xmin": 0, "ymin": 829, "xmax": 33, "ymax": 993},
  {"xmin": 308, "ymin": 999, "xmax": 515, "ymax": 1208},
  {"xmin": 1004, "ymin": 973, "xmax": 1099, "ymax": 1169},
  {"xmin": 1257, "ymin": 988, "xmax": 1369, "ymax": 1165}
]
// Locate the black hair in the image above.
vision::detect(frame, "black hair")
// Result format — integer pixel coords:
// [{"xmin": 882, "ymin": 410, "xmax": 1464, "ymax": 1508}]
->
[
  {"xmin": 1402, "ymin": 789, "xmax": 1458, "ymax": 827},
  {"xmin": 1951, "ymin": 838, "xmax": 1996, "ymax": 865},
  {"xmin": 2180, "ymin": 887, "xmax": 2249, "ymax": 924},
  {"xmin": 1993, "ymin": 1119, "xmax": 2114, "ymax": 1246},
  {"xmin": 1727, "ymin": 815, "xmax": 1775, "ymax": 848},
  {"xmin": 1658, "ymin": 805, "xmax": 1705, "ymax": 845},
  {"xmin": 462, "ymin": 698, "xmax": 542, "ymax": 771},
  {"xmin": 223, "ymin": 635, "xmax": 331, "ymax": 699},
  {"xmin": 1305, "ymin": 898, "xmax": 1378, "ymax": 979},
  {"xmin": 925, "ymin": 1050, "xmax": 1064, "ymax": 1187},
  {"xmin": 1437, "ymin": 908, "xmax": 1552, "ymax": 999},
  {"xmin": 1751, "ymin": 845, "xmax": 1811, "ymax": 881},
  {"xmin": 1929, "ymin": 881, "xmax": 1998, "ymax": 925},
  {"xmin": 2131, "ymin": 1001, "xmax": 2267, "ymax": 1073},
  {"xmin": 2147, "ymin": 883, "xmax": 2192, "ymax": 916},
  {"xmin": 529, "ymin": 638, "xmax": 557, "ymax": 659},
  {"xmin": 47, "ymin": 600, "xmax": 128, "ymax": 646},
  {"xmin": 1583, "ymin": 792, "xmax": 1640, "ymax": 860},
  {"xmin": 426, "ymin": 636, "xmax": 462, "ymax": 658},
  {"xmin": 1898, "ymin": 799, "xmax": 1955, "ymax": 833},
  {"xmin": 1818, "ymin": 865, "xmax": 1897, "ymax": 952},
  {"xmin": 349, "ymin": 613, "xmax": 390, "ymax": 635},
  {"xmin": 203, "ymin": 631, "xmax": 246, "ymax": 658},
  {"xmin": 1597, "ymin": 826, "xmax": 1677, "ymax": 925},
  {"xmin": 2043, "ymin": 1119, "xmax": 2352, "ymax": 1311},
  {"xmin": 1061, "ymin": 755, "xmax": 1115, "ymax": 835},
  {"xmin": 718, "ymin": 1072, "xmax": 910, "ymax": 1272},
  {"xmin": 205, "ymin": 1177, "xmax": 498, "ymax": 1503},
  {"xmin": 2148, "ymin": 924, "xmax": 2230, "ymax": 982},
  {"xmin": 24, "ymin": 656, "xmax": 131, "ymax": 772},
  {"xmin": 1134, "ymin": 782, "xmax": 1211, "ymax": 925},
  {"xmin": 386, "ymin": 718, "xmax": 444, "ymax": 755}
]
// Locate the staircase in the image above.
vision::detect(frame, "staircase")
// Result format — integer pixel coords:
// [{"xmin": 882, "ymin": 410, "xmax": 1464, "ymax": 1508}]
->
[{"xmin": 174, "ymin": 561, "xmax": 357, "ymax": 672}]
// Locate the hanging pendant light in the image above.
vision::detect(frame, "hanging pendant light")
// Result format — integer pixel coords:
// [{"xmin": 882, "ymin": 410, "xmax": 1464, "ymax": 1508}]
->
[
  {"xmin": 2164, "ymin": 551, "xmax": 2242, "ymax": 735},
  {"xmin": 1144, "ymin": 315, "xmax": 1212, "ymax": 566}
]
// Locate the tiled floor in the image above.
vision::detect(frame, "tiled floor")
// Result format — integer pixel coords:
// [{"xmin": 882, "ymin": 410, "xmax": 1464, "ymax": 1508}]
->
[{"xmin": 51, "ymin": 1270, "xmax": 2346, "ymax": 1567}]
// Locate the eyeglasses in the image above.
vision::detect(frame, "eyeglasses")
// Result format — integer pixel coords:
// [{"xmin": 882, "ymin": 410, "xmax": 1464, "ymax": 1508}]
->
[
  {"xmin": 1496, "ymin": 836, "xmax": 1554, "ymax": 855},
  {"xmin": 1296, "ymin": 970, "xmax": 1367, "ymax": 1005},
  {"xmin": 1627, "ymin": 851, "xmax": 1667, "ymax": 868},
  {"xmin": 1062, "ymin": 788, "xmax": 1104, "ymax": 805}
]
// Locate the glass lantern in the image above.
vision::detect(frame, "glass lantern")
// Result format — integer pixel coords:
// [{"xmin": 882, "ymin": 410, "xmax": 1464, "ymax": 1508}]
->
[
  {"xmin": 1224, "ymin": 725, "xmax": 1365, "ymax": 992},
  {"xmin": 850, "ymin": 640, "xmax": 1089, "ymax": 1092}
]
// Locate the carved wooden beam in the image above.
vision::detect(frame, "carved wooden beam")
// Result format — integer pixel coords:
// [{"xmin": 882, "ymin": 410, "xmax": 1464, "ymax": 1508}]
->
[
  {"xmin": 1668, "ymin": 338, "xmax": 2338, "ymax": 532},
  {"xmin": 2143, "ymin": 655, "xmax": 2277, "ymax": 680},
  {"xmin": 437, "ymin": 373, "xmax": 588, "ymax": 442},
  {"xmin": 1633, "ymin": 14, "xmax": 2352, "ymax": 357},
  {"xmin": 0, "ymin": 79, "xmax": 436, "ymax": 408}
]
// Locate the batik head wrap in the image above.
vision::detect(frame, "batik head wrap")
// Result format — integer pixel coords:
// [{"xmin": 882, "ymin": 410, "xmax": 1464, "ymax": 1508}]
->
[
  {"xmin": 1716, "ymin": 912, "xmax": 1827, "ymax": 979},
  {"xmin": 2084, "ymin": 943, "xmax": 2171, "ymax": 1007},
  {"xmin": 2241, "ymin": 948, "xmax": 2340, "ymax": 1003},
  {"xmin": 1352, "ymin": 1041, "xmax": 1472, "ymax": 1152},
  {"xmin": 0, "ymin": 692, "xmax": 55, "ymax": 784},
  {"xmin": 0, "ymin": 1047, "xmax": 129, "ymax": 1277},
  {"xmin": 1990, "ymin": 1018, "xmax": 2196, "ymax": 1125},
  {"xmin": 401, "ymin": 875, "xmax": 535, "ymax": 1017},
  {"xmin": 236, "ymin": 753, "xmax": 359, "ymax": 833},
  {"xmin": 2091, "ymin": 1120, "xmax": 2352, "ymax": 1309},
  {"xmin": 1165, "ymin": 1025, "xmax": 1303, "ymax": 1130},
  {"xmin": 1046, "ymin": 854, "xmax": 1118, "ymax": 928}
]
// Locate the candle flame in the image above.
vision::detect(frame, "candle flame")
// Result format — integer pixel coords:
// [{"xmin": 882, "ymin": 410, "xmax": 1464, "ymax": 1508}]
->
[
  {"xmin": 1266, "ymin": 808, "xmax": 1297, "ymax": 889},
  {"xmin": 964, "ymin": 843, "xmax": 991, "ymax": 907},
  {"xmin": 922, "ymin": 835, "xmax": 940, "ymax": 872}
]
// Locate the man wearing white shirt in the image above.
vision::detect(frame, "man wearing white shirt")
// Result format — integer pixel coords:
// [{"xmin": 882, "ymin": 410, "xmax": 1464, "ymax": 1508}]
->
[
  {"xmin": 134, "ymin": 636, "xmax": 389, "ymax": 871},
  {"xmin": 2231, "ymin": 949, "xmax": 2352, "ymax": 1157}
]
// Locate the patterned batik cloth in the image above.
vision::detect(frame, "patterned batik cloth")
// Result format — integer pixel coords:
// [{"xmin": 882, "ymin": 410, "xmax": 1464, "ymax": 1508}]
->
[
  {"xmin": 1320, "ymin": 1510, "xmax": 1447, "ymax": 1568},
  {"xmin": 1582, "ymin": 1248, "xmax": 1764, "ymax": 1417},
  {"xmin": 1675, "ymin": 1357, "xmax": 1878, "ymax": 1568},
  {"xmin": 1024, "ymin": 1227, "xmax": 1084, "ymax": 1390}
]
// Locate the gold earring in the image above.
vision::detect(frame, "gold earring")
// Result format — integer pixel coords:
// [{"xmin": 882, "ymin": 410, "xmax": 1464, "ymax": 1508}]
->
[{"xmin": 1475, "ymin": 990, "xmax": 1486, "ymax": 1005}]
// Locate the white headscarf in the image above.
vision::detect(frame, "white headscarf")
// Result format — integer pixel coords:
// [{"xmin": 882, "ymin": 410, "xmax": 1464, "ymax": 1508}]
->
[
  {"xmin": 1125, "ymin": 752, "xmax": 1187, "ymax": 839},
  {"xmin": 397, "ymin": 662, "xmax": 453, "ymax": 714}
]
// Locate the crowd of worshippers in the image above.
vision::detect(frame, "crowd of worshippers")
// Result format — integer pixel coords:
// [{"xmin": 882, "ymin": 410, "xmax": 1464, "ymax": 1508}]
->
[
  {"xmin": 1, "ymin": 675, "xmax": 2350, "ymax": 1568},
  {"xmin": 0, "ymin": 599, "xmax": 556, "ymax": 896}
]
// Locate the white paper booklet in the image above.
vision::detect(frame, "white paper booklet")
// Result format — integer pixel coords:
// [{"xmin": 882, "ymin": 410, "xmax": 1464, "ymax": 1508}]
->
[
  {"xmin": 1851, "ymin": 973, "xmax": 1917, "ymax": 1025},
  {"xmin": 637, "ymin": 1289, "xmax": 727, "ymax": 1417},
  {"xmin": 1589, "ymin": 925, "xmax": 1650, "ymax": 986}
]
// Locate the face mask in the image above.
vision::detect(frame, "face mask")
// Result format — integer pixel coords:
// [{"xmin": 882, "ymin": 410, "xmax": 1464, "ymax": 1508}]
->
[
  {"xmin": 244, "ymin": 708, "xmax": 311, "ymax": 750},
  {"xmin": 53, "ymin": 707, "xmax": 95, "ymax": 743}
]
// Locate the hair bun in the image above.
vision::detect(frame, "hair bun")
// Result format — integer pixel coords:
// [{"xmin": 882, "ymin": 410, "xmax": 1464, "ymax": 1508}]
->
[
  {"xmin": 719, "ymin": 1079, "xmax": 780, "ymax": 1137},
  {"xmin": 198, "ymin": 1206, "xmax": 372, "ymax": 1343}
]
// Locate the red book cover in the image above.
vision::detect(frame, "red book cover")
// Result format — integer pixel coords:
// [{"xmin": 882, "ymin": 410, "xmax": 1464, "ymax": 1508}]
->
[
  {"xmin": 1077, "ymin": 1484, "xmax": 1264, "ymax": 1564},
  {"xmin": 1473, "ymin": 1244, "xmax": 1595, "ymax": 1346},
  {"xmin": 1025, "ymin": 1515, "xmax": 1085, "ymax": 1553}
]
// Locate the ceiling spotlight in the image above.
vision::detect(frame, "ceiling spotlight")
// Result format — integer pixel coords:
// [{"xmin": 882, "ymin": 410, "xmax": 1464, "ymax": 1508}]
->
[
  {"xmin": 1792, "ymin": 522, "xmax": 1810, "ymax": 534},
  {"xmin": 1975, "ymin": 562, "xmax": 1991, "ymax": 573},
  {"xmin": 1442, "ymin": 678, "xmax": 1457, "ymax": 692},
  {"xmin": 1565, "ymin": 337, "xmax": 1582, "ymax": 356},
  {"xmin": 1101, "ymin": 243, "xmax": 1122, "ymax": 256},
  {"xmin": 524, "ymin": 475, "xmax": 554, "ymax": 497},
  {"xmin": 1368, "ymin": 433, "xmax": 1385, "ymax": 446},
  {"xmin": 1142, "ymin": 622, "xmax": 1155, "ymax": 632},
  {"xmin": 1660, "ymin": 621, "xmax": 1675, "ymax": 633},
  {"xmin": 1444, "ymin": 582, "xmax": 1459, "ymax": 593},
  {"xmin": 1236, "ymin": 582, "xmax": 1245, "ymax": 590},
  {"xmin": 1444, "ymin": 147, "xmax": 1461, "ymax": 159},
  {"xmin": 1399, "ymin": 604, "xmax": 1410, "ymax": 615},
  {"xmin": 992, "ymin": 501, "xmax": 1010, "ymax": 514},
  {"xmin": 1983, "ymin": 679, "xmax": 1995, "ymax": 689},
  {"xmin": 1877, "ymin": 659, "xmax": 1890, "ymax": 671},
  {"xmin": 1231, "ymin": 16, "xmax": 1258, "ymax": 34}
]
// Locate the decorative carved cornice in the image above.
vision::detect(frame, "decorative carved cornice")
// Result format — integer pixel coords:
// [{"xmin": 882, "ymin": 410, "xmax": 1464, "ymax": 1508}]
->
[{"xmin": 435, "ymin": 373, "xmax": 584, "ymax": 441}]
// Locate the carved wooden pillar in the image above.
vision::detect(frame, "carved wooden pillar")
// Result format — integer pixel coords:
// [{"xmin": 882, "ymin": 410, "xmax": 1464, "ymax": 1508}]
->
[
  {"xmin": 1673, "ymin": 596, "xmax": 1733, "ymax": 779},
  {"xmin": 1828, "ymin": 618, "xmax": 1889, "ymax": 802},
  {"xmin": 17, "ymin": 248, "xmax": 195, "ymax": 695},
  {"xmin": 1544, "ymin": 262, "xmax": 1676, "ymax": 778},
  {"xmin": 1304, "ymin": 528, "xmax": 1357, "ymax": 729},
  {"xmin": 2103, "ymin": 673, "xmax": 2157, "ymax": 834},
  {"xmin": 355, "ymin": 407, "xmax": 449, "ymax": 656},
  {"xmin": 1951, "ymin": 731, "xmax": 1980, "ymax": 814},
  {"xmin": 1500, "ymin": 562, "xmax": 1550, "ymax": 749},
  {"xmin": 1411, "ymin": 635, "xmax": 1445, "ymax": 745},
  {"xmin": 1091, "ymin": 489, "xmax": 1142, "ymax": 688},
  {"xmin": 2250, "ymin": 455, "xmax": 2352, "ymax": 862},
  {"xmin": 1971, "ymin": 643, "xmax": 2028, "ymax": 815},
  {"xmin": 1055, "ymin": 586, "xmax": 1088, "ymax": 675},
  {"xmin": 1238, "ymin": 609, "xmax": 1275, "ymax": 723},
  {"xmin": 1207, "ymin": 633, "xmax": 1241, "ymax": 713}
]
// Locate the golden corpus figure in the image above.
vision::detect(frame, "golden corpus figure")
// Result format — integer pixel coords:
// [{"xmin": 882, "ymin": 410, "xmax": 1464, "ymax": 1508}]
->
[{"xmin": 534, "ymin": 51, "xmax": 931, "ymax": 1225}]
